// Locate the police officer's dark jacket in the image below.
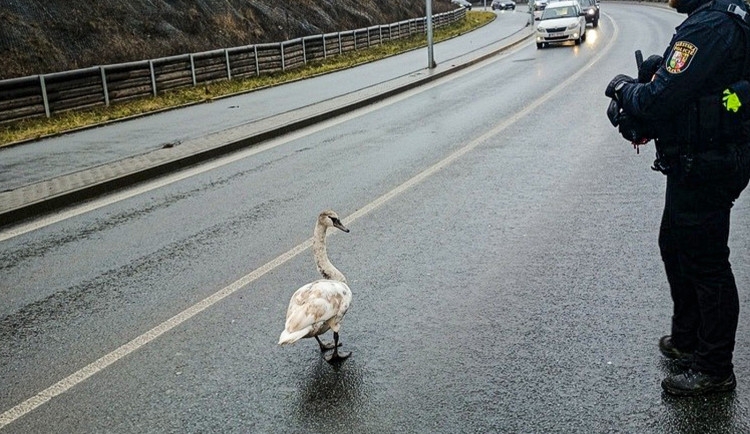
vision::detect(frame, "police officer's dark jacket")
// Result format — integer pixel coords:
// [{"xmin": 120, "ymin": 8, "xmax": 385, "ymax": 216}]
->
[{"xmin": 618, "ymin": 0, "xmax": 750, "ymax": 148}]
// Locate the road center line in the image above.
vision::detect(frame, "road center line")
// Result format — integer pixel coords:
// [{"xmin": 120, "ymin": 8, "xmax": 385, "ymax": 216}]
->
[{"xmin": 0, "ymin": 17, "xmax": 618, "ymax": 429}]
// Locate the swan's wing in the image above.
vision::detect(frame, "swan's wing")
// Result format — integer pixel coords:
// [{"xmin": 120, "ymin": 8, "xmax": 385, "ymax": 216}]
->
[{"xmin": 284, "ymin": 280, "xmax": 350, "ymax": 333}]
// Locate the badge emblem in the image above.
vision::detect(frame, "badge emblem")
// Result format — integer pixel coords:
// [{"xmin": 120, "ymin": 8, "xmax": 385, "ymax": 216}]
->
[{"xmin": 666, "ymin": 41, "xmax": 697, "ymax": 74}]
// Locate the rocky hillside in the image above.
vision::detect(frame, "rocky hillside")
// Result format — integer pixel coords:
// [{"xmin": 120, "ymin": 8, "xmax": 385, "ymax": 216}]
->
[{"xmin": 0, "ymin": 0, "xmax": 455, "ymax": 80}]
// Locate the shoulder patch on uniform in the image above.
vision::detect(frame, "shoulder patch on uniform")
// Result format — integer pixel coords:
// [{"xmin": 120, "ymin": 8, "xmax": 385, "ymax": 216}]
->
[{"xmin": 666, "ymin": 41, "xmax": 698, "ymax": 74}]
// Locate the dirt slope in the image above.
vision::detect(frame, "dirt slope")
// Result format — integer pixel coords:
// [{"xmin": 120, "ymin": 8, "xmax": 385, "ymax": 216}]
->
[{"xmin": 0, "ymin": 0, "xmax": 455, "ymax": 80}]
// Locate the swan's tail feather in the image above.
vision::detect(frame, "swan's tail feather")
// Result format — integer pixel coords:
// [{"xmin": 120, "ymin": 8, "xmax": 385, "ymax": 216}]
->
[{"xmin": 278, "ymin": 328, "xmax": 310, "ymax": 345}]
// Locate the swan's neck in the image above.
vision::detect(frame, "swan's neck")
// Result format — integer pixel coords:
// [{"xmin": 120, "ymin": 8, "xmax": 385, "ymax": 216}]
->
[{"xmin": 313, "ymin": 223, "xmax": 347, "ymax": 283}]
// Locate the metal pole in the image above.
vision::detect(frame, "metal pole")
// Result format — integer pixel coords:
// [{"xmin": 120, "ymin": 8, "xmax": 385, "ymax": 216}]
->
[
  {"xmin": 225, "ymin": 49, "xmax": 232, "ymax": 80},
  {"xmin": 149, "ymin": 60, "xmax": 157, "ymax": 96},
  {"xmin": 189, "ymin": 54, "xmax": 197, "ymax": 86},
  {"xmin": 100, "ymin": 66, "xmax": 110, "ymax": 106},
  {"xmin": 254, "ymin": 46, "xmax": 259, "ymax": 76},
  {"xmin": 39, "ymin": 75, "xmax": 50, "ymax": 118},
  {"xmin": 426, "ymin": 0, "xmax": 435, "ymax": 69}
]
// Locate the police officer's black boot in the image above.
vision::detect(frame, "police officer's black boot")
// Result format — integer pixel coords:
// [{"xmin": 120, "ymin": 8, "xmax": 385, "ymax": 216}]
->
[
  {"xmin": 662, "ymin": 370, "xmax": 736, "ymax": 396},
  {"xmin": 659, "ymin": 335, "xmax": 693, "ymax": 369}
]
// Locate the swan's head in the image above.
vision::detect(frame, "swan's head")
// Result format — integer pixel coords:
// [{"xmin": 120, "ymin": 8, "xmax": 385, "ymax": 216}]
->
[{"xmin": 319, "ymin": 210, "xmax": 349, "ymax": 233}]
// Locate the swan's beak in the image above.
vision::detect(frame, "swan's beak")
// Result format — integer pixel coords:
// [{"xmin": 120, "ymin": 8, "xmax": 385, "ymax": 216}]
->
[{"xmin": 332, "ymin": 218, "xmax": 350, "ymax": 233}]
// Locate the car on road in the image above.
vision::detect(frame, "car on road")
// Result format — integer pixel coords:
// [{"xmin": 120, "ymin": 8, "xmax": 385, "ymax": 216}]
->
[
  {"xmin": 548, "ymin": 0, "xmax": 599, "ymax": 26},
  {"xmin": 532, "ymin": 0, "xmax": 549, "ymax": 20},
  {"xmin": 492, "ymin": 0, "xmax": 516, "ymax": 10},
  {"xmin": 451, "ymin": 0, "xmax": 473, "ymax": 10},
  {"xmin": 535, "ymin": 1, "xmax": 586, "ymax": 48},
  {"xmin": 578, "ymin": 0, "xmax": 600, "ymax": 27}
]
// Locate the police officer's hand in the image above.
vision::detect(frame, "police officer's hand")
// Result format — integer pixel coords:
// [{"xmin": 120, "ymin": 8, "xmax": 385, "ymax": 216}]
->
[
  {"xmin": 638, "ymin": 55, "xmax": 663, "ymax": 83},
  {"xmin": 607, "ymin": 99, "xmax": 621, "ymax": 127},
  {"xmin": 605, "ymin": 74, "xmax": 636, "ymax": 101},
  {"xmin": 618, "ymin": 113, "xmax": 651, "ymax": 144}
]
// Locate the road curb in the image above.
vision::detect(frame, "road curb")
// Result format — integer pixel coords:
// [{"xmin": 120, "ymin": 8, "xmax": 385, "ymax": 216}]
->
[{"xmin": 0, "ymin": 26, "xmax": 534, "ymax": 228}]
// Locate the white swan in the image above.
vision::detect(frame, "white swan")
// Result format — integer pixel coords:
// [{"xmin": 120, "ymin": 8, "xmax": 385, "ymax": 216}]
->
[{"xmin": 278, "ymin": 210, "xmax": 352, "ymax": 362}]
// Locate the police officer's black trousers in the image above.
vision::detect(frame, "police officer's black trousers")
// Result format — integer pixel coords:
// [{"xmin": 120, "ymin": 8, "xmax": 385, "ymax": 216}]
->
[{"xmin": 658, "ymin": 143, "xmax": 750, "ymax": 376}]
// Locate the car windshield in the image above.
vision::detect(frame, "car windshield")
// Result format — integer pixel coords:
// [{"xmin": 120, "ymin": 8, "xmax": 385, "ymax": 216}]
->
[{"xmin": 541, "ymin": 6, "xmax": 577, "ymax": 19}]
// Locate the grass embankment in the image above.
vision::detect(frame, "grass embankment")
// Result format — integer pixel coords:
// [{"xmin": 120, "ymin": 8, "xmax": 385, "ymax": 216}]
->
[{"xmin": 0, "ymin": 11, "xmax": 494, "ymax": 147}]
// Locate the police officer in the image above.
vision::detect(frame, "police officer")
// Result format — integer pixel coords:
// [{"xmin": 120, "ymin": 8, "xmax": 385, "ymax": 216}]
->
[{"xmin": 605, "ymin": 0, "xmax": 750, "ymax": 396}]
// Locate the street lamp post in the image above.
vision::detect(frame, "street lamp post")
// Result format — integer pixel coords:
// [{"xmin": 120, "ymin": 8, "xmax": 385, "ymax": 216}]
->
[{"xmin": 426, "ymin": 0, "xmax": 436, "ymax": 68}]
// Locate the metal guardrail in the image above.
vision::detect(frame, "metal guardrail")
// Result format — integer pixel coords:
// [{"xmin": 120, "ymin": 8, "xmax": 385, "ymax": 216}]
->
[{"xmin": 0, "ymin": 9, "xmax": 466, "ymax": 124}]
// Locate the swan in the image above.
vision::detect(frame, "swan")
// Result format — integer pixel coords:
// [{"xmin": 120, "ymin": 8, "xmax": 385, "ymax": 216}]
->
[{"xmin": 278, "ymin": 210, "xmax": 352, "ymax": 363}]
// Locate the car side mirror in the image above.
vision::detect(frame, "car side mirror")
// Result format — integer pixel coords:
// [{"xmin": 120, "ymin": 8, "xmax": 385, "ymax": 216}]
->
[{"xmin": 579, "ymin": 11, "xmax": 585, "ymax": 16}]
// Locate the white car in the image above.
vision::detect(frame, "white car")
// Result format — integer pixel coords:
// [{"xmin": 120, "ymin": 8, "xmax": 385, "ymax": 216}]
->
[
  {"xmin": 451, "ymin": 0, "xmax": 473, "ymax": 10},
  {"xmin": 492, "ymin": 0, "xmax": 516, "ymax": 10},
  {"xmin": 535, "ymin": 1, "xmax": 586, "ymax": 48}
]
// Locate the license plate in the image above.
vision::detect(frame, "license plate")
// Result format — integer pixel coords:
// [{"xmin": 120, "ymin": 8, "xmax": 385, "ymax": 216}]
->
[{"xmin": 550, "ymin": 32, "xmax": 564, "ymax": 37}]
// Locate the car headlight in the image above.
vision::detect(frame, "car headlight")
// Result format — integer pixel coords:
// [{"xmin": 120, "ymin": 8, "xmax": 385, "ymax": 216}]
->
[
  {"xmin": 567, "ymin": 22, "xmax": 579, "ymax": 30},
  {"xmin": 587, "ymin": 8, "xmax": 595, "ymax": 14},
  {"xmin": 537, "ymin": 27, "xmax": 546, "ymax": 33}
]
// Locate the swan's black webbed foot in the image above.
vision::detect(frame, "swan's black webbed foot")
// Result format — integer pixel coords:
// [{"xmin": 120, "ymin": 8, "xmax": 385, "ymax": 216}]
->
[
  {"xmin": 323, "ymin": 332, "xmax": 350, "ymax": 363},
  {"xmin": 325, "ymin": 348, "xmax": 351, "ymax": 363},
  {"xmin": 315, "ymin": 336, "xmax": 341, "ymax": 352}
]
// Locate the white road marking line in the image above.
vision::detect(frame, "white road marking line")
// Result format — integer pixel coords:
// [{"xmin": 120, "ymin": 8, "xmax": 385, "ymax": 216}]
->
[{"xmin": 0, "ymin": 19, "xmax": 618, "ymax": 429}]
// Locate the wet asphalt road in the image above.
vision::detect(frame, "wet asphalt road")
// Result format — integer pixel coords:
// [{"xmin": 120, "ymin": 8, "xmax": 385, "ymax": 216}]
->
[{"xmin": 2, "ymin": 4, "xmax": 750, "ymax": 432}]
